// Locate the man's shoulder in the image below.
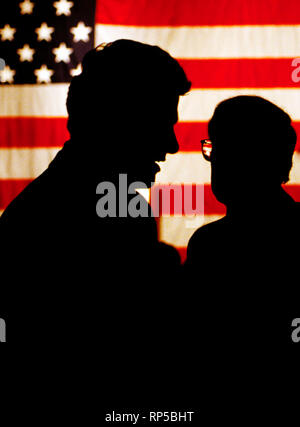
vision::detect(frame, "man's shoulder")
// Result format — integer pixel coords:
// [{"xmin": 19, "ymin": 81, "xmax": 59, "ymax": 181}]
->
[
  {"xmin": 190, "ymin": 216, "xmax": 228, "ymax": 243},
  {"xmin": 1, "ymin": 149, "xmax": 68, "ymax": 224},
  {"xmin": 186, "ymin": 217, "xmax": 228, "ymax": 260},
  {"xmin": 294, "ymin": 201, "xmax": 300, "ymax": 214},
  {"xmin": 0, "ymin": 169, "xmax": 54, "ymax": 227},
  {"xmin": 283, "ymin": 199, "xmax": 300, "ymax": 230}
]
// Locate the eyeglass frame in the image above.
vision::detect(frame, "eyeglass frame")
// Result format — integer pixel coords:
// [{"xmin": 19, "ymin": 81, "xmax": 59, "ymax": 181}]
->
[{"xmin": 200, "ymin": 139, "xmax": 213, "ymax": 161}]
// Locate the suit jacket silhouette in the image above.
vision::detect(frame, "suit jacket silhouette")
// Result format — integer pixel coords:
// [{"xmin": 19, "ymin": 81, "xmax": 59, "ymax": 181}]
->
[
  {"xmin": 0, "ymin": 140, "xmax": 181, "ymax": 348},
  {"xmin": 184, "ymin": 188, "xmax": 300, "ymax": 420}
]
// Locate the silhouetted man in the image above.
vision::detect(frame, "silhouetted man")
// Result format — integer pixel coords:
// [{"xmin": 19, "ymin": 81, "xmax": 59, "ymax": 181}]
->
[
  {"xmin": 0, "ymin": 40, "xmax": 191, "ymax": 358},
  {"xmin": 185, "ymin": 96, "xmax": 300, "ymax": 421}
]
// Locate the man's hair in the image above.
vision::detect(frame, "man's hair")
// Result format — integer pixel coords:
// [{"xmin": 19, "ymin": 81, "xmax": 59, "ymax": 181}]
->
[
  {"xmin": 208, "ymin": 96, "xmax": 297, "ymax": 183},
  {"xmin": 66, "ymin": 39, "xmax": 191, "ymax": 136}
]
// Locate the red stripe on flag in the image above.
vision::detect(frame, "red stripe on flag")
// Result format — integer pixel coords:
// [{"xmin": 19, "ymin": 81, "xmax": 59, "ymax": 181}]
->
[
  {"xmin": 179, "ymin": 59, "xmax": 300, "ymax": 89},
  {"xmin": 0, "ymin": 180, "xmax": 32, "ymax": 210},
  {"xmin": 177, "ymin": 247, "xmax": 187, "ymax": 264},
  {"xmin": 176, "ymin": 122, "xmax": 207, "ymax": 152},
  {"xmin": 96, "ymin": 0, "xmax": 300, "ymax": 26},
  {"xmin": 0, "ymin": 118, "xmax": 68, "ymax": 148},
  {"xmin": 1, "ymin": 181, "xmax": 299, "ymax": 221},
  {"xmin": 0, "ymin": 180, "xmax": 225, "ymax": 215},
  {"xmin": 151, "ymin": 184, "xmax": 300, "ymax": 216},
  {"xmin": 204, "ymin": 185, "xmax": 226, "ymax": 216},
  {"xmin": 0, "ymin": 119, "xmax": 299, "ymax": 151},
  {"xmin": 283, "ymin": 183, "xmax": 300, "ymax": 201},
  {"xmin": 151, "ymin": 184, "xmax": 226, "ymax": 216},
  {"xmin": 176, "ymin": 122, "xmax": 300, "ymax": 152}
]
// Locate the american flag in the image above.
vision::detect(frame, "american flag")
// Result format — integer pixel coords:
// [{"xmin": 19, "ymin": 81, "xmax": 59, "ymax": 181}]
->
[{"xmin": 1, "ymin": 0, "xmax": 300, "ymax": 261}]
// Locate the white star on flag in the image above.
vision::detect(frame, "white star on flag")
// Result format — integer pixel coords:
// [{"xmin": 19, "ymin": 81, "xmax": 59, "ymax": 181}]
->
[
  {"xmin": 70, "ymin": 63, "xmax": 82, "ymax": 77},
  {"xmin": 35, "ymin": 22, "xmax": 54, "ymax": 42},
  {"xmin": 70, "ymin": 22, "xmax": 92, "ymax": 42},
  {"xmin": 0, "ymin": 24, "xmax": 16, "ymax": 41},
  {"xmin": 17, "ymin": 44, "xmax": 35, "ymax": 62},
  {"xmin": 52, "ymin": 42, "xmax": 73, "ymax": 63},
  {"xmin": 53, "ymin": 0, "xmax": 74, "ymax": 16},
  {"xmin": 34, "ymin": 65, "xmax": 54, "ymax": 83},
  {"xmin": 0, "ymin": 65, "xmax": 16, "ymax": 83},
  {"xmin": 19, "ymin": 0, "xmax": 34, "ymax": 15}
]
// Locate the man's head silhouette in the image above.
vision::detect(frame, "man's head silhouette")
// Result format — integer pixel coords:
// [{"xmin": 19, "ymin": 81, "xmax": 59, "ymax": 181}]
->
[
  {"xmin": 66, "ymin": 39, "xmax": 191, "ymax": 186},
  {"xmin": 206, "ymin": 96, "xmax": 297, "ymax": 207}
]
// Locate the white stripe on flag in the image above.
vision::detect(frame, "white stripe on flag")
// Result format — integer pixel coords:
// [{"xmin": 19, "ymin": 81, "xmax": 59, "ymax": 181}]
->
[
  {"xmin": 0, "ymin": 148, "xmax": 59, "ymax": 179},
  {"xmin": 179, "ymin": 89, "xmax": 300, "ymax": 122},
  {"xmin": 95, "ymin": 24, "xmax": 300, "ymax": 59},
  {"xmin": 0, "ymin": 84, "xmax": 69, "ymax": 117},
  {"xmin": 156, "ymin": 152, "xmax": 300, "ymax": 185},
  {"xmin": 0, "ymin": 149, "xmax": 299, "ymax": 182},
  {"xmin": 157, "ymin": 153, "xmax": 210, "ymax": 183},
  {"xmin": 2, "ymin": 85, "xmax": 300, "ymax": 123}
]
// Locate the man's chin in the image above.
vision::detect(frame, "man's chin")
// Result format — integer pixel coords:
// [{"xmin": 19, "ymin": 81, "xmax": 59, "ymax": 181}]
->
[
  {"xmin": 126, "ymin": 163, "xmax": 160, "ymax": 188},
  {"xmin": 125, "ymin": 172, "xmax": 155, "ymax": 190},
  {"xmin": 141, "ymin": 174, "xmax": 156, "ymax": 188},
  {"xmin": 137, "ymin": 168, "xmax": 159, "ymax": 188}
]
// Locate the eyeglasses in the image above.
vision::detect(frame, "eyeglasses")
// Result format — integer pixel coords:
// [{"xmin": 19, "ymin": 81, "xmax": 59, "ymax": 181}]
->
[{"xmin": 201, "ymin": 139, "xmax": 213, "ymax": 161}]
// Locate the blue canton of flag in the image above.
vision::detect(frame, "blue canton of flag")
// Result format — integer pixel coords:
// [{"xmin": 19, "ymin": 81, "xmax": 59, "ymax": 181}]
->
[{"xmin": 0, "ymin": 0, "xmax": 96, "ymax": 84}]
